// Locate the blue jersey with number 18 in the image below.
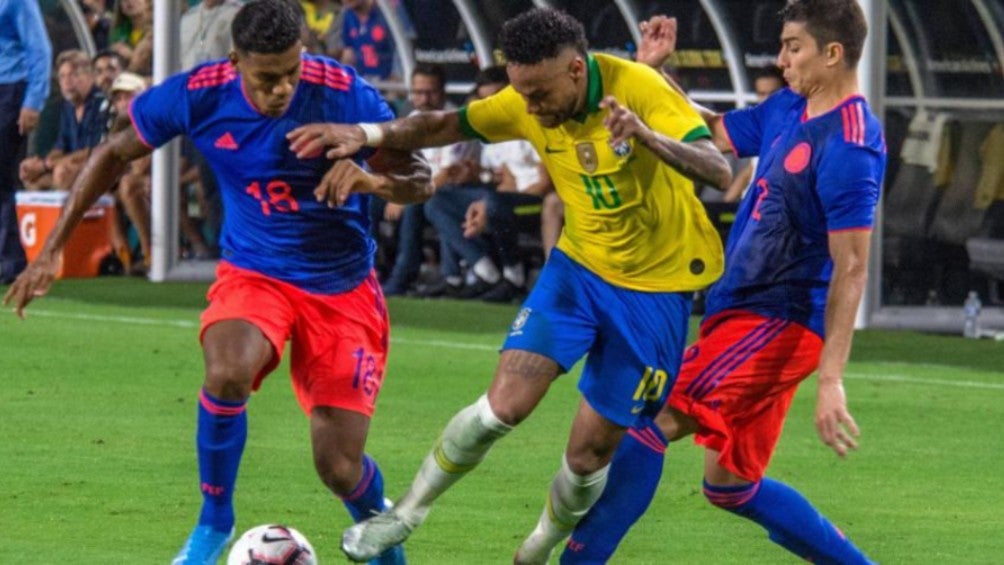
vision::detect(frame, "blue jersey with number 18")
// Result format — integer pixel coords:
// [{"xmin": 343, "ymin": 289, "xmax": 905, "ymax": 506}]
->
[
  {"xmin": 707, "ymin": 88, "xmax": 886, "ymax": 337},
  {"xmin": 129, "ymin": 53, "xmax": 394, "ymax": 294}
]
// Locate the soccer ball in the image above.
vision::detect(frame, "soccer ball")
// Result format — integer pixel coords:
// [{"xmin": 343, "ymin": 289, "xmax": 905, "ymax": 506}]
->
[{"xmin": 226, "ymin": 524, "xmax": 317, "ymax": 565}]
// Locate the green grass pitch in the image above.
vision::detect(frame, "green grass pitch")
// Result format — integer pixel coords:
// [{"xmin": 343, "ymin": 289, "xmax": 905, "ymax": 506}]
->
[{"xmin": 1, "ymin": 278, "xmax": 1002, "ymax": 563}]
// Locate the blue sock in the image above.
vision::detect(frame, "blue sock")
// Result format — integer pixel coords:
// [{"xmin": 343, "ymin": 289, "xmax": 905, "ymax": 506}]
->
[
  {"xmin": 340, "ymin": 454, "xmax": 389, "ymax": 522},
  {"xmin": 196, "ymin": 388, "xmax": 247, "ymax": 532},
  {"xmin": 561, "ymin": 418, "xmax": 668, "ymax": 564},
  {"xmin": 704, "ymin": 478, "xmax": 873, "ymax": 564}
]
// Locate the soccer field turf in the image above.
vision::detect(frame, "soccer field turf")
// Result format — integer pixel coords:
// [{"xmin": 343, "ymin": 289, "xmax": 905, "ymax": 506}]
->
[{"xmin": 1, "ymin": 278, "xmax": 1002, "ymax": 563}]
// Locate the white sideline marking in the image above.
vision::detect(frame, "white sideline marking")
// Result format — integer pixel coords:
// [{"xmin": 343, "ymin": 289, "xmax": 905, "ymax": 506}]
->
[
  {"xmin": 30, "ymin": 309, "xmax": 198, "ymax": 328},
  {"xmin": 22, "ymin": 309, "xmax": 1004, "ymax": 390},
  {"xmin": 844, "ymin": 372, "xmax": 1004, "ymax": 390}
]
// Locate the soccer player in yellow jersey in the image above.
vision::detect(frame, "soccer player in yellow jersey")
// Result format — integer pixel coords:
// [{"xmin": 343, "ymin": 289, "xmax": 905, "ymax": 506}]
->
[{"xmin": 287, "ymin": 8, "xmax": 731, "ymax": 563}]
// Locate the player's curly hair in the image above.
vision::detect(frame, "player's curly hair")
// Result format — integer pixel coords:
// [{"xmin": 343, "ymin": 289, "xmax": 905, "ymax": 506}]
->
[
  {"xmin": 499, "ymin": 8, "xmax": 588, "ymax": 65},
  {"xmin": 780, "ymin": 0, "xmax": 867, "ymax": 68},
  {"xmin": 232, "ymin": 0, "xmax": 303, "ymax": 55}
]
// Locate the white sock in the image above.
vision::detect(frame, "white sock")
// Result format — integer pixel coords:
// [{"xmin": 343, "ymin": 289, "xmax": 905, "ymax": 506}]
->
[
  {"xmin": 472, "ymin": 257, "xmax": 501, "ymax": 284},
  {"xmin": 517, "ymin": 455, "xmax": 609, "ymax": 562},
  {"xmin": 503, "ymin": 263, "xmax": 526, "ymax": 287},
  {"xmin": 395, "ymin": 395, "xmax": 512, "ymax": 525}
]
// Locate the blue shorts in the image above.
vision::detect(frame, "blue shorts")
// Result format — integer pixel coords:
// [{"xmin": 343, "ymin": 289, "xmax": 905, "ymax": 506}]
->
[{"xmin": 502, "ymin": 249, "xmax": 692, "ymax": 427}]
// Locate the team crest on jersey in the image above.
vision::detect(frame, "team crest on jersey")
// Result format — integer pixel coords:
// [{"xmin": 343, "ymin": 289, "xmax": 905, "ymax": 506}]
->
[
  {"xmin": 510, "ymin": 307, "xmax": 532, "ymax": 336},
  {"xmin": 576, "ymin": 142, "xmax": 598, "ymax": 173}
]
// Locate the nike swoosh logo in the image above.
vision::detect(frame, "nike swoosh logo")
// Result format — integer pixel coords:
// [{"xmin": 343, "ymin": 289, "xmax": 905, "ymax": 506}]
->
[
  {"xmin": 630, "ymin": 406, "xmax": 644, "ymax": 414},
  {"xmin": 544, "ymin": 146, "xmax": 566, "ymax": 154},
  {"xmin": 261, "ymin": 534, "xmax": 293, "ymax": 543}
]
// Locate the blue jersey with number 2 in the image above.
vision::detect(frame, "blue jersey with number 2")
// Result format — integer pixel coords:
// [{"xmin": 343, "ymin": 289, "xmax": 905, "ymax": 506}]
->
[
  {"xmin": 707, "ymin": 88, "xmax": 886, "ymax": 337},
  {"xmin": 129, "ymin": 54, "xmax": 394, "ymax": 294}
]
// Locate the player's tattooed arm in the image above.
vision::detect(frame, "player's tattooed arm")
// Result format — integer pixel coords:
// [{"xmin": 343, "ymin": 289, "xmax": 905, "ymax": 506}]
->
[
  {"xmin": 288, "ymin": 111, "xmax": 469, "ymax": 160},
  {"xmin": 312, "ymin": 148, "xmax": 433, "ymax": 208},
  {"xmin": 601, "ymin": 96, "xmax": 732, "ymax": 189}
]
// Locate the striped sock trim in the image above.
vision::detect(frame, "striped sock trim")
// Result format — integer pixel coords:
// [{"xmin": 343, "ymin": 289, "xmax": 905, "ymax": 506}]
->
[
  {"xmin": 703, "ymin": 480, "xmax": 761, "ymax": 509},
  {"xmin": 627, "ymin": 426, "xmax": 668, "ymax": 455},
  {"xmin": 199, "ymin": 389, "xmax": 247, "ymax": 417},
  {"xmin": 433, "ymin": 439, "xmax": 479, "ymax": 474},
  {"xmin": 341, "ymin": 455, "xmax": 376, "ymax": 502}
]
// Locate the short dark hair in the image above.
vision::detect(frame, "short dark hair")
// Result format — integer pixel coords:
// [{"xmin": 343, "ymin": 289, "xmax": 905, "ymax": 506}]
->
[
  {"xmin": 232, "ymin": 0, "xmax": 303, "ymax": 55},
  {"xmin": 755, "ymin": 66, "xmax": 786, "ymax": 85},
  {"xmin": 93, "ymin": 49, "xmax": 127, "ymax": 69},
  {"xmin": 499, "ymin": 8, "xmax": 588, "ymax": 65},
  {"xmin": 780, "ymin": 0, "xmax": 867, "ymax": 68},
  {"xmin": 411, "ymin": 63, "xmax": 446, "ymax": 92},
  {"xmin": 474, "ymin": 65, "xmax": 509, "ymax": 88}
]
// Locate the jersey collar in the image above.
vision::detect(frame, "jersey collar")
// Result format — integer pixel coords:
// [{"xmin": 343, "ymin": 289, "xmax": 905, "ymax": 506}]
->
[{"xmin": 572, "ymin": 53, "xmax": 603, "ymax": 123}]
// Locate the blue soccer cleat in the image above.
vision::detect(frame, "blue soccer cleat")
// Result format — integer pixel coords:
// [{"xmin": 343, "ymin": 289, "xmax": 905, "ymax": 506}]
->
[
  {"xmin": 370, "ymin": 543, "xmax": 407, "ymax": 565},
  {"xmin": 172, "ymin": 524, "xmax": 234, "ymax": 565}
]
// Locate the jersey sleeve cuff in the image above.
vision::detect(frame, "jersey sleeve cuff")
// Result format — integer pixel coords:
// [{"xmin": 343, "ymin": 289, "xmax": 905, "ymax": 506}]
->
[
  {"xmin": 128, "ymin": 97, "xmax": 155, "ymax": 149},
  {"xmin": 458, "ymin": 106, "xmax": 489, "ymax": 144},
  {"xmin": 682, "ymin": 124, "xmax": 712, "ymax": 142}
]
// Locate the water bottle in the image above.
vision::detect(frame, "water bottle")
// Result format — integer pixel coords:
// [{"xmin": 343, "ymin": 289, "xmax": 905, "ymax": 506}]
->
[{"xmin": 963, "ymin": 290, "xmax": 982, "ymax": 339}]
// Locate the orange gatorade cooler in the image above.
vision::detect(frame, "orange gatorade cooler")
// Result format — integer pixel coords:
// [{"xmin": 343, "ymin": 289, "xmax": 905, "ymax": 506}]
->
[{"xmin": 16, "ymin": 191, "xmax": 117, "ymax": 279}]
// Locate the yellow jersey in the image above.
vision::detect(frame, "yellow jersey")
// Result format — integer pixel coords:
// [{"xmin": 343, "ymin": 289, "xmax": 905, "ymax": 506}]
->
[{"xmin": 459, "ymin": 53, "xmax": 723, "ymax": 292}]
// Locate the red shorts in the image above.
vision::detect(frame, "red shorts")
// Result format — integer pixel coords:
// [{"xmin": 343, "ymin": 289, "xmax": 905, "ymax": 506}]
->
[
  {"xmin": 667, "ymin": 310, "xmax": 823, "ymax": 481},
  {"xmin": 200, "ymin": 261, "xmax": 390, "ymax": 416}
]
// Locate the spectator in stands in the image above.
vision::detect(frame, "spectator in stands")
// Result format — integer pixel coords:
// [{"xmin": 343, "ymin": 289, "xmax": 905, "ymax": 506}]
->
[
  {"xmin": 93, "ymin": 50, "xmax": 126, "ymax": 96},
  {"xmin": 378, "ymin": 63, "xmax": 480, "ymax": 296},
  {"xmin": 81, "ymin": 0, "xmax": 112, "ymax": 50},
  {"xmin": 432, "ymin": 66, "xmax": 555, "ymax": 302},
  {"xmin": 180, "ymin": 0, "xmax": 242, "ymax": 71},
  {"xmin": 19, "ymin": 50, "xmax": 105, "ymax": 192},
  {"xmin": 335, "ymin": 0, "xmax": 397, "ymax": 80},
  {"xmin": 180, "ymin": 0, "xmax": 242, "ymax": 256},
  {"xmin": 0, "ymin": 0, "xmax": 52, "ymax": 284},
  {"xmin": 722, "ymin": 67, "xmax": 786, "ymax": 202},
  {"xmin": 301, "ymin": 0, "xmax": 342, "ymax": 54},
  {"xmin": 109, "ymin": 0, "xmax": 153, "ymax": 75},
  {"xmin": 106, "ymin": 71, "xmax": 153, "ymax": 275}
]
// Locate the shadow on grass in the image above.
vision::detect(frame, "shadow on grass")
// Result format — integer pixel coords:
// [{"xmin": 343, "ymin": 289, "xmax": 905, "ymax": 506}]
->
[{"xmin": 386, "ymin": 296, "xmax": 520, "ymax": 336}]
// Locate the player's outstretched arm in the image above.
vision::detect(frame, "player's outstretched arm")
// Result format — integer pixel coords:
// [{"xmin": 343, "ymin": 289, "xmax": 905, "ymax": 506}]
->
[
  {"xmin": 602, "ymin": 96, "xmax": 731, "ymax": 189},
  {"xmin": 313, "ymin": 148, "xmax": 433, "ymax": 207},
  {"xmin": 288, "ymin": 111, "xmax": 469, "ymax": 160},
  {"xmin": 816, "ymin": 229, "xmax": 870, "ymax": 457},
  {"xmin": 636, "ymin": 15, "xmax": 732, "ymax": 153},
  {"xmin": 3, "ymin": 126, "xmax": 152, "ymax": 318}
]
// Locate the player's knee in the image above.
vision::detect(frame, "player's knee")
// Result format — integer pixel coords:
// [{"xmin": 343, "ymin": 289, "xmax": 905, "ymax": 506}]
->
[
  {"xmin": 202, "ymin": 359, "xmax": 256, "ymax": 399},
  {"xmin": 564, "ymin": 448, "xmax": 611, "ymax": 476},
  {"xmin": 313, "ymin": 450, "xmax": 359, "ymax": 496}
]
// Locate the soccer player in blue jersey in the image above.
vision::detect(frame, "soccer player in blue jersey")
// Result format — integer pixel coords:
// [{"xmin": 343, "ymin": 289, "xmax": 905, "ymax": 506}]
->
[
  {"xmin": 564, "ymin": 2, "xmax": 884, "ymax": 563},
  {"xmin": 3, "ymin": 2, "xmax": 431, "ymax": 564}
]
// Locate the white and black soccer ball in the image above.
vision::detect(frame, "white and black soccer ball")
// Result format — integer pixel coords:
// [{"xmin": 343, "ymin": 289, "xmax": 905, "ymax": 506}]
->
[{"xmin": 226, "ymin": 524, "xmax": 318, "ymax": 565}]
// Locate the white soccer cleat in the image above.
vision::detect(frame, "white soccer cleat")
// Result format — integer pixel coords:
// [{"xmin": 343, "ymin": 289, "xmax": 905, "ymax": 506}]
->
[
  {"xmin": 513, "ymin": 519, "xmax": 570, "ymax": 565},
  {"xmin": 341, "ymin": 510, "xmax": 415, "ymax": 563}
]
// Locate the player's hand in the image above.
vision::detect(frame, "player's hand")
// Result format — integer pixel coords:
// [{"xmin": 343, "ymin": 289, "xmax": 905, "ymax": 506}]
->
[
  {"xmin": 601, "ymin": 96, "xmax": 649, "ymax": 148},
  {"xmin": 815, "ymin": 379, "xmax": 860, "ymax": 457},
  {"xmin": 314, "ymin": 159, "xmax": 379, "ymax": 207},
  {"xmin": 637, "ymin": 15, "xmax": 677, "ymax": 68},
  {"xmin": 287, "ymin": 123, "xmax": 367, "ymax": 160},
  {"xmin": 3, "ymin": 255, "xmax": 59, "ymax": 319},
  {"xmin": 18, "ymin": 108, "xmax": 41, "ymax": 135},
  {"xmin": 463, "ymin": 199, "xmax": 488, "ymax": 238}
]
